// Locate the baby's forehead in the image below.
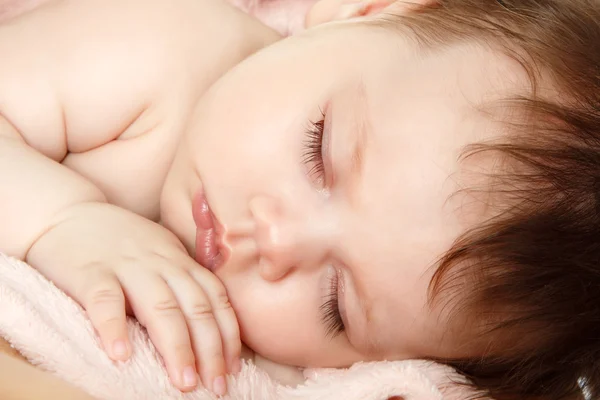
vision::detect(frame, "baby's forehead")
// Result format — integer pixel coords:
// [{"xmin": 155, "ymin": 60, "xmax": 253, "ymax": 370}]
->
[
  {"xmin": 358, "ymin": 37, "xmax": 530, "ymax": 154},
  {"xmin": 351, "ymin": 38, "xmax": 534, "ymax": 225}
]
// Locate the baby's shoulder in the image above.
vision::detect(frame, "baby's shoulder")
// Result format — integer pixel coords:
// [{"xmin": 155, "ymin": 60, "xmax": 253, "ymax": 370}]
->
[
  {"xmin": 0, "ymin": 0, "xmax": 212, "ymax": 152},
  {"xmin": 0, "ymin": 0, "xmax": 278, "ymax": 217}
]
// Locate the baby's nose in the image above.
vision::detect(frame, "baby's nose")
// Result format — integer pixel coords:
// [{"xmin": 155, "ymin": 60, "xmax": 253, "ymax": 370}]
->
[{"xmin": 249, "ymin": 195, "xmax": 332, "ymax": 281}]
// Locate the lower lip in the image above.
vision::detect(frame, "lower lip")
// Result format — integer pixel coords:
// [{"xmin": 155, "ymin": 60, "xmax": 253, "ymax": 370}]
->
[{"xmin": 192, "ymin": 189, "xmax": 227, "ymax": 272}]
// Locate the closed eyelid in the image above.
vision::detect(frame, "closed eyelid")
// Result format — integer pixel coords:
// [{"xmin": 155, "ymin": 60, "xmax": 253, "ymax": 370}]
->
[
  {"xmin": 338, "ymin": 267, "xmax": 351, "ymax": 333},
  {"xmin": 339, "ymin": 262, "xmax": 371, "ymax": 350}
]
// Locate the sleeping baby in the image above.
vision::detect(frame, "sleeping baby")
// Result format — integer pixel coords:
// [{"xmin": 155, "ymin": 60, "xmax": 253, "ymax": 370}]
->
[{"xmin": 0, "ymin": 0, "xmax": 598, "ymax": 399}]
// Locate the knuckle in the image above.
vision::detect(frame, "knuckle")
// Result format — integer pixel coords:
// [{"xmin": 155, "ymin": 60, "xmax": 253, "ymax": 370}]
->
[
  {"xmin": 187, "ymin": 301, "xmax": 215, "ymax": 321},
  {"xmin": 86, "ymin": 286, "xmax": 124, "ymax": 307},
  {"xmin": 195, "ymin": 269, "xmax": 223, "ymax": 287},
  {"xmin": 98, "ymin": 315, "xmax": 122, "ymax": 326},
  {"xmin": 119, "ymin": 254, "xmax": 139, "ymax": 265},
  {"xmin": 212, "ymin": 292, "xmax": 233, "ymax": 312},
  {"xmin": 150, "ymin": 242, "xmax": 185, "ymax": 262},
  {"xmin": 152, "ymin": 298, "xmax": 181, "ymax": 316},
  {"xmin": 202, "ymin": 342, "xmax": 225, "ymax": 362},
  {"xmin": 94, "ymin": 316, "xmax": 125, "ymax": 334},
  {"xmin": 149, "ymin": 248, "xmax": 171, "ymax": 263},
  {"xmin": 164, "ymin": 266, "xmax": 192, "ymax": 283},
  {"xmin": 79, "ymin": 260, "xmax": 105, "ymax": 272},
  {"xmin": 171, "ymin": 342, "xmax": 195, "ymax": 364},
  {"xmin": 209, "ymin": 349, "xmax": 225, "ymax": 363},
  {"xmin": 224, "ymin": 329, "xmax": 242, "ymax": 346}
]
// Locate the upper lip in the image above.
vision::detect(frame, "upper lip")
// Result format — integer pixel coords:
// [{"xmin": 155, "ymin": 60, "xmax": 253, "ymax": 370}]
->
[{"xmin": 192, "ymin": 188, "xmax": 229, "ymax": 270}]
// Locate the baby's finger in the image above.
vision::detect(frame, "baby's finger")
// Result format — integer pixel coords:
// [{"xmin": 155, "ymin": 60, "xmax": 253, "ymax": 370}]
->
[
  {"xmin": 163, "ymin": 269, "xmax": 228, "ymax": 396},
  {"xmin": 77, "ymin": 270, "xmax": 130, "ymax": 361},
  {"xmin": 126, "ymin": 274, "xmax": 198, "ymax": 392},
  {"xmin": 189, "ymin": 266, "xmax": 242, "ymax": 375}
]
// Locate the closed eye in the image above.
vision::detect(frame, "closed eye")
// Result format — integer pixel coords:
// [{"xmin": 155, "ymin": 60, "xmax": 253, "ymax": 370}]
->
[
  {"xmin": 302, "ymin": 112, "xmax": 326, "ymax": 186},
  {"xmin": 320, "ymin": 270, "xmax": 345, "ymax": 338}
]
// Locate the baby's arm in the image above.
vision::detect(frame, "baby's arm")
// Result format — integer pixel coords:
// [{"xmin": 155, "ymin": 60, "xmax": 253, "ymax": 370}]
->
[{"xmin": 0, "ymin": 120, "xmax": 106, "ymax": 259}]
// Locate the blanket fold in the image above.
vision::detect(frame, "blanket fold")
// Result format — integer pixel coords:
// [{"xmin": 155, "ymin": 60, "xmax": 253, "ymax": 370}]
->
[{"xmin": 0, "ymin": 254, "xmax": 473, "ymax": 399}]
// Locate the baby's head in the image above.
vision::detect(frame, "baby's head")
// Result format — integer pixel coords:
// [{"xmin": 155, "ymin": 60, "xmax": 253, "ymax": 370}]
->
[{"xmin": 162, "ymin": 0, "xmax": 600, "ymax": 398}]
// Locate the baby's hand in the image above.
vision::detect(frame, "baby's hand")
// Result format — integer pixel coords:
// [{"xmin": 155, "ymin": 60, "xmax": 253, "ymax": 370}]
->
[{"xmin": 26, "ymin": 202, "xmax": 240, "ymax": 395}]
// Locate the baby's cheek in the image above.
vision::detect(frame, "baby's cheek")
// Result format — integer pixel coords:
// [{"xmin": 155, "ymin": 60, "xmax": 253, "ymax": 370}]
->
[{"xmin": 228, "ymin": 286, "xmax": 318, "ymax": 365}]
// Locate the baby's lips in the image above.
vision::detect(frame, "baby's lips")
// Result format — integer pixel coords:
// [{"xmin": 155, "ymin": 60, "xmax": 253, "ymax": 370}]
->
[{"xmin": 192, "ymin": 188, "xmax": 214, "ymax": 230}]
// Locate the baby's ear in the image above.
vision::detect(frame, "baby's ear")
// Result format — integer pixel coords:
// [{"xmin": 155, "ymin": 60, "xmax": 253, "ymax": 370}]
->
[{"xmin": 305, "ymin": 0, "xmax": 433, "ymax": 28}]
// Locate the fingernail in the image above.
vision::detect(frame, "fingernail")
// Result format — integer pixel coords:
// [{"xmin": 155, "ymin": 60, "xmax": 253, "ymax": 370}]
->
[
  {"xmin": 112, "ymin": 340, "xmax": 128, "ymax": 359},
  {"xmin": 212, "ymin": 375, "xmax": 227, "ymax": 396},
  {"xmin": 182, "ymin": 366, "xmax": 197, "ymax": 388}
]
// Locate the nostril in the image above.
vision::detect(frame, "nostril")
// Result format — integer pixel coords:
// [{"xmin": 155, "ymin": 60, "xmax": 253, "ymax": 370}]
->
[
  {"xmin": 250, "ymin": 195, "xmax": 299, "ymax": 276},
  {"xmin": 258, "ymin": 257, "xmax": 284, "ymax": 281}
]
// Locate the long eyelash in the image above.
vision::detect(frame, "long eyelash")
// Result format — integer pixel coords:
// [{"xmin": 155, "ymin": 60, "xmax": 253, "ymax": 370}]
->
[
  {"xmin": 302, "ymin": 117, "xmax": 325, "ymax": 181},
  {"xmin": 320, "ymin": 274, "xmax": 345, "ymax": 338}
]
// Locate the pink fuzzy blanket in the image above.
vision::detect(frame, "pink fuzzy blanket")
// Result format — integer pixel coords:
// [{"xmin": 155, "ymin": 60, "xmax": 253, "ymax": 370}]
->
[{"xmin": 0, "ymin": 253, "xmax": 477, "ymax": 399}]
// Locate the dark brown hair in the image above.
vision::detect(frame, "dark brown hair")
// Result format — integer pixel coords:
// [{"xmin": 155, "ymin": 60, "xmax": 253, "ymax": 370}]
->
[{"xmin": 378, "ymin": 1, "xmax": 600, "ymax": 399}]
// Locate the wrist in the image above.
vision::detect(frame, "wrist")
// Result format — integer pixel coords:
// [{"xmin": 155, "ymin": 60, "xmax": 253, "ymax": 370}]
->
[{"xmin": 25, "ymin": 201, "xmax": 110, "ymax": 265}]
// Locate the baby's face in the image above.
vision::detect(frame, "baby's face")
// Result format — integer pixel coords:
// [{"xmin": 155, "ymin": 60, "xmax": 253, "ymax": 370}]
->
[{"xmin": 162, "ymin": 21, "xmax": 525, "ymax": 367}]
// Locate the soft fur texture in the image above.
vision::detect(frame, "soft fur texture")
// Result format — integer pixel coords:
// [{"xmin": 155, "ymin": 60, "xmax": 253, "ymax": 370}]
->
[{"xmin": 0, "ymin": 253, "xmax": 477, "ymax": 399}]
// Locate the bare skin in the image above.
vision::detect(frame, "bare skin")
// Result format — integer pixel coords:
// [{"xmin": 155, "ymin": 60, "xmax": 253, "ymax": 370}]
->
[{"xmin": 0, "ymin": 0, "xmax": 280, "ymax": 394}]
